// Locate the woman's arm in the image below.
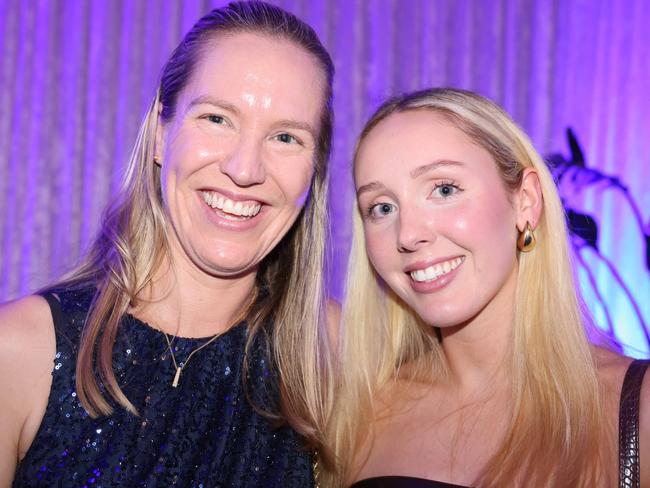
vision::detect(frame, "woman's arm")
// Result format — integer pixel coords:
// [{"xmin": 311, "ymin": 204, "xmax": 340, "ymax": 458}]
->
[{"xmin": 0, "ymin": 295, "xmax": 56, "ymax": 485}]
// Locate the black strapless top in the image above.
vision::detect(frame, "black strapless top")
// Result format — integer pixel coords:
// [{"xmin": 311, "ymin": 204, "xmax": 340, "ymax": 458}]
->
[
  {"xmin": 13, "ymin": 286, "xmax": 314, "ymax": 487},
  {"xmin": 351, "ymin": 476, "xmax": 466, "ymax": 487},
  {"xmin": 351, "ymin": 359, "xmax": 650, "ymax": 488}
]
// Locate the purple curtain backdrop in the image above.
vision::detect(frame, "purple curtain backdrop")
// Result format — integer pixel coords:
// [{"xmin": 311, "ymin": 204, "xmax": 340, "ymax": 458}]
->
[{"xmin": 1, "ymin": 0, "xmax": 649, "ymax": 355}]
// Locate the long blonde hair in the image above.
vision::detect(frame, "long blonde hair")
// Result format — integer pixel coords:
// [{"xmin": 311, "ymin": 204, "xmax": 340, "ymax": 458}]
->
[
  {"xmin": 53, "ymin": 1, "xmax": 335, "ymax": 459},
  {"xmin": 326, "ymin": 88, "xmax": 611, "ymax": 486}
]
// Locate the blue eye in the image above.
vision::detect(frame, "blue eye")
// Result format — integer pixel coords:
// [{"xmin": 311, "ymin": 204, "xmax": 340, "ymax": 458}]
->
[
  {"xmin": 432, "ymin": 183, "xmax": 460, "ymax": 198},
  {"xmin": 274, "ymin": 133, "xmax": 300, "ymax": 145},
  {"xmin": 205, "ymin": 114, "xmax": 227, "ymax": 125},
  {"xmin": 368, "ymin": 202, "xmax": 396, "ymax": 218}
]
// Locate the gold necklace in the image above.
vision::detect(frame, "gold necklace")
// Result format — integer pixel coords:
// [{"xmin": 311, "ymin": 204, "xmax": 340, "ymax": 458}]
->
[
  {"xmin": 163, "ymin": 331, "xmax": 222, "ymax": 387},
  {"xmin": 161, "ymin": 288, "xmax": 258, "ymax": 387}
]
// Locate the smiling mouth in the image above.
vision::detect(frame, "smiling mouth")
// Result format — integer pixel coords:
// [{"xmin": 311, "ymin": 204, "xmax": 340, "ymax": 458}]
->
[
  {"xmin": 409, "ymin": 257, "xmax": 464, "ymax": 282},
  {"xmin": 201, "ymin": 191, "xmax": 262, "ymax": 219}
]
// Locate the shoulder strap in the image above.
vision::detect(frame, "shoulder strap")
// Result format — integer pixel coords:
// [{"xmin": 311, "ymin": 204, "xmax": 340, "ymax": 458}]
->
[
  {"xmin": 41, "ymin": 292, "xmax": 64, "ymax": 329},
  {"xmin": 619, "ymin": 358, "xmax": 650, "ymax": 488},
  {"xmin": 40, "ymin": 290, "xmax": 79, "ymax": 352}
]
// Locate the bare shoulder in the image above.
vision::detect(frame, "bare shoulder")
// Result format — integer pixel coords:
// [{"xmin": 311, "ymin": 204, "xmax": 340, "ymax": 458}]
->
[
  {"xmin": 0, "ymin": 294, "xmax": 54, "ymax": 338},
  {"xmin": 593, "ymin": 345, "xmax": 633, "ymax": 396},
  {"xmin": 0, "ymin": 295, "xmax": 56, "ymax": 484},
  {"xmin": 0, "ymin": 295, "xmax": 56, "ymax": 365}
]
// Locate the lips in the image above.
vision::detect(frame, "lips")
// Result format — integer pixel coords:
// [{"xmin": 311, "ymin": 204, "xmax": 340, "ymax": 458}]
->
[
  {"xmin": 201, "ymin": 190, "xmax": 262, "ymax": 219},
  {"xmin": 407, "ymin": 256, "xmax": 464, "ymax": 283}
]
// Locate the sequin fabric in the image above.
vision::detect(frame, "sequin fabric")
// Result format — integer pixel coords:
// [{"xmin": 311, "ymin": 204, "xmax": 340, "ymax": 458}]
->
[{"xmin": 13, "ymin": 287, "xmax": 314, "ymax": 488}]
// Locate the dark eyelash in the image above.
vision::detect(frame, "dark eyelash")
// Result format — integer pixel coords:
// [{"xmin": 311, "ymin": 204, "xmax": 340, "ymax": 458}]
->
[
  {"xmin": 202, "ymin": 114, "xmax": 225, "ymax": 123},
  {"xmin": 365, "ymin": 202, "xmax": 394, "ymax": 218},
  {"xmin": 433, "ymin": 181, "xmax": 463, "ymax": 194},
  {"xmin": 278, "ymin": 133, "xmax": 302, "ymax": 145},
  {"xmin": 434, "ymin": 179, "xmax": 458, "ymax": 187}
]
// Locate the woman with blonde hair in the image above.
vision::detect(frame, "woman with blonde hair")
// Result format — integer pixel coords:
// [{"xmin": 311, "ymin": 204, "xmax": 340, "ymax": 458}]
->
[
  {"xmin": 326, "ymin": 88, "xmax": 649, "ymax": 487},
  {"xmin": 0, "ymin": 1, "xmax": 334, "ymax": 486}
]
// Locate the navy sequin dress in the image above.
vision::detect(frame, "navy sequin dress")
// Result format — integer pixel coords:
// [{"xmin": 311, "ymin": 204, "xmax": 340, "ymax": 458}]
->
[{"xmin": 13, "ymin": 287, "xmax": 314, "ymax": 487}]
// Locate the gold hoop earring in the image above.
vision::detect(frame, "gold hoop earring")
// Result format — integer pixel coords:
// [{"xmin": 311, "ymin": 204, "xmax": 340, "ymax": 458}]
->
[
  {"xmin": 517, "ymin": 222, "xmax": 536, "ymax": 252},
  {"xmin": 154, "ymin": 155, "xmax": 161, "ymax": 166}
]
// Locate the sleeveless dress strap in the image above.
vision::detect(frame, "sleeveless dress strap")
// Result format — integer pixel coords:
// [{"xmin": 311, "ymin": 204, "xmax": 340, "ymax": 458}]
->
[
  {"xmin": 41, "ymin": 292, "xmax": 64, "ymax": 327},
  {"xmin": 619, "ymin": 358, "xmax": 650, "ymax": 488}
]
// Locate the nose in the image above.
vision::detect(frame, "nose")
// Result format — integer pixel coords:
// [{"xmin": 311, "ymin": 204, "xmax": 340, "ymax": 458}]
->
[
  {"xmin": 219, "ymin": 137, "xmax": 266, "ymax": 187},
  {"xmin": 397, "ymin": 206, "xmax": 432, "ymax": 253}
]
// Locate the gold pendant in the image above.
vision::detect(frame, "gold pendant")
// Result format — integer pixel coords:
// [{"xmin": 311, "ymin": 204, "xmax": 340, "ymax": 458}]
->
[{"xmin": 172, "ymin": 366, "xmax": 181, "ymax": 387}]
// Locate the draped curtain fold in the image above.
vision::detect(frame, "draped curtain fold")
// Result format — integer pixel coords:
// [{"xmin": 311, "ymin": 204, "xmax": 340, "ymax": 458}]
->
[{"xmin": 1, "ymin": 0, "xmax": 649, "ymax": 354}]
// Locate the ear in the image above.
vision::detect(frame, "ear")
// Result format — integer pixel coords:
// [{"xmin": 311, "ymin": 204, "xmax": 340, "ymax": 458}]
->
[
  {"xmin": 154, "ymin": 102, "xmax": 165, "ymax": 167},
  {"xmin": 515, "ymin": 168, "xmax": 543, "ymax": 231}
]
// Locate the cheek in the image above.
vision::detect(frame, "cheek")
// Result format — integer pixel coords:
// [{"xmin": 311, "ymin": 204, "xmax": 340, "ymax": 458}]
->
[
  {"xmin": 294, "ymin": 169, "xmax": 314, "ymax": 206},
  {"xmin": 273, "ymin": 162, "xmax": 314, "ymax": 208},
  {"xmin": 163, "ymin": 126, "xmax": 225, "ymax": 178},
  {"xmin": 295, "ymin": 183, "xmax": 311, "ymax": 208},
  {"xmin": 364, "ymin": 225, "xmax": 396, "ymax": 275},
  {"xmin": 457, "ymin": 198, "xmax": 517, "ymax": 265}
]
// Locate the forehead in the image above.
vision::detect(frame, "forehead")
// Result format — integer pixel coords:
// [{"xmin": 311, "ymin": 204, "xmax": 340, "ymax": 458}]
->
[
  {"xmin": 355, "ymin": 109, "xmax": 497, "ymax": 184},
  {"xmin": 178, "ymin": 32, "xmax": 326, "ymax": 121}
]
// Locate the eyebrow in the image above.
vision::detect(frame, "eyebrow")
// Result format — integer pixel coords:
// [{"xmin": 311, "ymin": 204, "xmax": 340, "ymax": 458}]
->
[
  {"xmin": 272, "ymin": 119, "xmax": 317, "ymax": 138},
  {"xmin": 356, "ymin": 181, "xmax": 385, "ymax": 197},
  {"xmin": 186, "ymin": 97, "xmax": 317, "ymax": 138},
  {"xmin": 187, "ymin": 96, "xmax": 240, "ymax": 115},
  {"xmin": 410, "ymin": 159, "xmax": 465, "ymax": 178},
  {"xmin": 356, "ymin": 159, "xmax": 465, "ymax": 197}
]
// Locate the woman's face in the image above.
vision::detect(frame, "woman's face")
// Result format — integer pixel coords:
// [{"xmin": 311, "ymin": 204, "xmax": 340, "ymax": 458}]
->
[
  {"xmin": 355, "ymin": 109, "xmax": 522, "ymax": 329},
  {"xmin": 157, "ymin": 33, "xmax": 325, "ymax": 279}
]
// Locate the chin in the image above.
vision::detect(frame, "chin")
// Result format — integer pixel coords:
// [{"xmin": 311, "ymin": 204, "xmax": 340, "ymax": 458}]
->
[
  {"xmin": 195, "ymin": 250, "xmax": 260, "ymax": 278},
  {"xmin": 207, "ymin": 262, "xmax": 258, "ymax": 279},
  {"xmin": 411, "ymin": 303, "xmax": 475, "ymax": 329}
]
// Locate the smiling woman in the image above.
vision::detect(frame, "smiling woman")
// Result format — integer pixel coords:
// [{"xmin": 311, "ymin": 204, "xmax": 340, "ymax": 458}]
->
[
  {"xmin": 156, "ymin": 32, "xmax": 323, "ymax": 280},
  {"xmin": 355, "ymin": 109, "xmax": 526, "ymax": 329},
  {"xmin": 0, "ymin": 2, "xmax": 334, "ymax": 487},
  {"xmin": 323, "ymin": 88, "xmax": 650, "ymax": 488}
]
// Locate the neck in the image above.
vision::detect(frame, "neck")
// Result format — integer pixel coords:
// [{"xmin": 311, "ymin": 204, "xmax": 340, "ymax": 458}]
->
[
  {"xmin": 438, "ymin": 270, "xmax": 517, "ymax": 395},
  {"xmin": 132, "ymin": 255, "xmax": 257, "ymax": 338}
]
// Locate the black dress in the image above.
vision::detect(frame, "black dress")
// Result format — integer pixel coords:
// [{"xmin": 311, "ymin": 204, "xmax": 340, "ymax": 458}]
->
[{"xmin": 13, "ymin": 287, "xmax": 314, "ymax": 487}]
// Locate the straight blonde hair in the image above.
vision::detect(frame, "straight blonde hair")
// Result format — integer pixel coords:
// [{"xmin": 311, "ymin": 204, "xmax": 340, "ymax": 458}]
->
[
  {"xmin": 324, "ymin": 88, "xmax": 612, "ymax": 486},
  {"xmin": 53, "ymin": 1, "xmax": 336, "ymax": 461}
]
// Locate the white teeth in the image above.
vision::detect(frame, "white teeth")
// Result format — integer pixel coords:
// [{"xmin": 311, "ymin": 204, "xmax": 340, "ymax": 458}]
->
[
  {"xmin": 201, "ymin": 191, "xmax": 262, "ymax": 218},
  {"xmin": 409, "ymin": 257, "xmax": 464, "ymax": 283},
  {"xmin": 425, "ymin": 267, "xmax": 436, "ymax": 280}
]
